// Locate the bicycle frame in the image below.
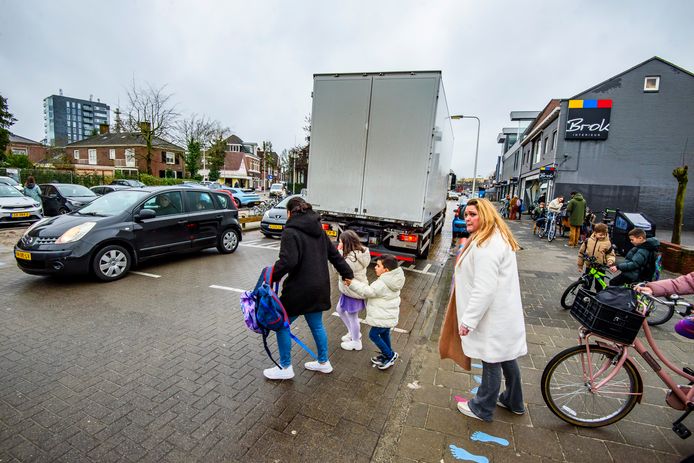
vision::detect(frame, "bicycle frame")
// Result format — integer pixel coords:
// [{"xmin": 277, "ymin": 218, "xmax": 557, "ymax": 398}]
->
[
  {"xmin": 579, "ymin": 320, "xmax": 694, "ymax": 406},
  {"xmin": 585, "ymin": 265, "xmax": 608, "ymax": 290}
]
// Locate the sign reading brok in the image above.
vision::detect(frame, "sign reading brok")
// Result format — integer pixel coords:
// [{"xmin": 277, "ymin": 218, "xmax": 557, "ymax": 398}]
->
[{"xmin": 565, "ymin": 99, "xmax": 612, "ymax": 140}]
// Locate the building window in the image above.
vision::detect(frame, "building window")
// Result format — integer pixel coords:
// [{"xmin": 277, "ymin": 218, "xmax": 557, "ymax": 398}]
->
[
  {"xmin": 552, "ymin": 130, "xmax": 558, "ymax": 151},
  {"xmin": 109, "ymin": 148, "xmax": 116, "ymax": 160},
  {"xmin": 73, "ymin": 150, "xmax": 80, "ymax": 160},
  {"xmin": 11, "ymin": 147, "xmax": 28, "ymax": 155},
  {"xmin": 543, "ymin": 136, "xmax": 549, "ymax": 157},
  {"xmin": 644, "ymin": 76, "xmax": 660, "ymax": 92},
  {"xmin": 166, "ymin": 152, "xmax": 175, "ymax": 164},
  {"xmin": 88, "ymin": 149, "xmax": 97, "ymax": 165},
  {"xmin": 227, "ymin": 144, "xmax": 241, "ymax": 152},
  {"xmin": 533, "ymin": 138, "xmax": 541, "ymax": 164}
]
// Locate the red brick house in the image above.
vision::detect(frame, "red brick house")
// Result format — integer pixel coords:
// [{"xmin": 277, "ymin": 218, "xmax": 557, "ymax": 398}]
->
[
  {"xmin": 65, "ymin": 131, "xmax": 185, "ymax": 178},
  {"xmin": 6, "ymin": 133, "xmax": 47, "ymax": 164}
]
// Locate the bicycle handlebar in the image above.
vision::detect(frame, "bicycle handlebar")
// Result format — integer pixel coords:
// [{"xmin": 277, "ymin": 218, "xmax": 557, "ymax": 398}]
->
[{"xmin": 637, "ymin": 290, "xmax": 693, "ymax": 316}]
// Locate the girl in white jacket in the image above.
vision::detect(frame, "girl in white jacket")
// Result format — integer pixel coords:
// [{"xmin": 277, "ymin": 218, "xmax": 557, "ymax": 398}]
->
[
  {"xmin": 336, "ymin": 231, "xmax": 372, "ymax": 351},
  {"xmin": 455, "ymin": 198, "xmax": 527, "ymax": 422}
]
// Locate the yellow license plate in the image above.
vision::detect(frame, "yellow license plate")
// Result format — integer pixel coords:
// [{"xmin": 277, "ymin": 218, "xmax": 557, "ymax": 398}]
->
[
  {"xmin": 15, "ymin": 251, "xmax": 31, "ymax": 260},
  {"xmin": 325, "ymin": 230, "xmax": 337, "ymax": 237},
  {"xmin": 11, "ymin": 212, "xmax": 30, "ymax": 218},
  {"xmin": 268, "ymin": 224, "xmax": 284, "ymax": 230}
]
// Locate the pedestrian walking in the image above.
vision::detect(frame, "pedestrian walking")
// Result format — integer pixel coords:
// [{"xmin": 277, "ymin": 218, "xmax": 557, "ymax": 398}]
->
[
  {"xmin": 509, "ymin": 196, "xmax": 519, "ymax": 220},
  {"xmin": 346, "ymin": 254, "xmax": 405, "ymax": 370},
  {"xmin": 566, "ymin": 191, "xmax": 586, "ymax": 247},
  {"xmin": 262, "ymin": 197, "xmax": 354, "ymax": 380},
  {"xmin": 440, "ymin": 198, "xmax": 527, "ymax": 422},
  {"xmin": 335, "ymin": 230, "xmax": 370, "ymax": 351},
  {"xmin": 23, "ymin": 176, "xmax": 41, "ymax": 202}
]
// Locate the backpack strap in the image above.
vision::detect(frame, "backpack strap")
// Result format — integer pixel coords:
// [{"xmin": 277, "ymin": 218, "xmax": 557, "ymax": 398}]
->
[
  {"xmin": 284, "ymin": 321, "xmax": 318, "ymax": 360},
  {"xmin": 261, "ymin": 329, "xmax": 281, "ymax": 368}
]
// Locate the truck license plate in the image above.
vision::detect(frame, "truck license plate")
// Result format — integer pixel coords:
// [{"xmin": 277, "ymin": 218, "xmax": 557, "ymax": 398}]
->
[
  {"xmin": 268, "ymin": 224, "xmax": 283, "ymax": 230},
  {"xmin": 11, "ymin": 212, "xmax": 30, "ymax": 218},
  {"xmin": 325, "ymin": 230, "xmax": 337, "ymax": 237},
  {"xmin": 15, "ymin": 251, "xmax": 31, "ymax": 260}
]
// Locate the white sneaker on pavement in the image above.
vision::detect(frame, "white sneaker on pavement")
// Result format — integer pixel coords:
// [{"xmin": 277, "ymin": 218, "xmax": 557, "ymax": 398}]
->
[
  {"xmin": 457, "ymin": 400, "xmax": 484, "ymax": 421},
  {"xmin": 341, "ymin": 333, "xmax": 352, "ymax": 342},
  {"xmin": 340, "ymin": 339, "xmax": 363, "ymax": 351},
  {"xmin": 263, "ymin": 365, "xmax": 295, "ymax": 380},
  {"xmin": 304, "ymin": 360, "xmax": 333, "ymax": 373}
]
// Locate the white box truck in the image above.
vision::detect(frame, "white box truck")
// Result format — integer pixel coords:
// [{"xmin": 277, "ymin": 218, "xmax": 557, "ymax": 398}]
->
[{"xmin": 306, "ymin": 71, "xmax": 453, "ymax": 259}]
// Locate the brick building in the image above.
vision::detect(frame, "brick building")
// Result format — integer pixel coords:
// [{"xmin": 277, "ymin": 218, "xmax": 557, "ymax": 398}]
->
[{"xmin": 6, "ymin": 133, "xmax": 47, "ymax": 164}]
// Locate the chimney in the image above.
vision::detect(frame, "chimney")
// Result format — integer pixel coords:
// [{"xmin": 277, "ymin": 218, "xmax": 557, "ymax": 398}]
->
[{"xmin": 99, "ymin": 124, "xmax": 110, "ymax": 134}]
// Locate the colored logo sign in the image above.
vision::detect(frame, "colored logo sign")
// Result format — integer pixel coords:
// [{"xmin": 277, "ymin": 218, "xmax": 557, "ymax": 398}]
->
[{"xmin": 565, "ymin": 99, "xmax": 612, "ymax": 140}]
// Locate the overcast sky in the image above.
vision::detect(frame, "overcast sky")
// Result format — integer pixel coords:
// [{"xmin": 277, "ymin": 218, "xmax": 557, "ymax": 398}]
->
[{"xmin": 2, "ymin": 0, "xmax": 693, "ymax": 178}]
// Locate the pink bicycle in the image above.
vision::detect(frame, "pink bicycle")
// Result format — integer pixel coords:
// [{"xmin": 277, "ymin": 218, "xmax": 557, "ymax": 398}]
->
[{"xmin": 541, "ymin": 288, "xmax": 694, "ymax": 439}]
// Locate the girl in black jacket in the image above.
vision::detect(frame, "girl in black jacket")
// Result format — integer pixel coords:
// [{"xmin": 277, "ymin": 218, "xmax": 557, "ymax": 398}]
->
[{"xmin": 263, "ymin": 197, "xmax": 354, "ymax": 380}]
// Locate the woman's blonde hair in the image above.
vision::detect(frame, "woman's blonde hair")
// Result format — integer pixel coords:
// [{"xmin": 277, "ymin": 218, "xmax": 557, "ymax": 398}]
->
[{"xmin": 466, "ymin": 198, "xmax": 521, "ymax": 251}]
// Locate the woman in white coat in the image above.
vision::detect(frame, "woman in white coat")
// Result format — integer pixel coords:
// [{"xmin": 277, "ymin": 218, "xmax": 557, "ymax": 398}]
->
[{"xmin": 455, "ymin": 198, "xmax": 527, "ymax": 422}]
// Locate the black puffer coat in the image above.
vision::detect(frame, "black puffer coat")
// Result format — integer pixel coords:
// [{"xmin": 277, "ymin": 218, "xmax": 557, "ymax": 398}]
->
[{"xmin": 272, "ymin": 210, "xmax": 354, "ymax": 317}]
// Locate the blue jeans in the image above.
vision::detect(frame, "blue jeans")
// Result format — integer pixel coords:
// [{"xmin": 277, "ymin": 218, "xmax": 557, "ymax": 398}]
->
[
  {"xmin": 369, "ymin": 327, "xmax": 393, "ymax": 359},
  {"xmin": 275, "ymin": 311, "xmax": 328, "ymax": 368},
  {"xmin": 468, "ymin": 359, "xmax": 524, "ymax": 421}
]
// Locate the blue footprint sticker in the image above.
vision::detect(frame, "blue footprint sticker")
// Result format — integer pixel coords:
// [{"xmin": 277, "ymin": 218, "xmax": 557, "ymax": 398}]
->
[
  {"xmin": 470, "ymin": 386, "xmax": 479, "ymax": 394},
  {"xmin": 472, "ymin": 363, "xmax": 482, "ymax": 369},
  {"xmin": 450, "ymin": 444, "xmax": 489, "ymax": 463},
  {"xmin": 473, "ymin": 375, "xmax": 482, "ymax": 384},
  {"xmin": 470, "ymin": 431, "xmax": 509, "ymax": 447}
]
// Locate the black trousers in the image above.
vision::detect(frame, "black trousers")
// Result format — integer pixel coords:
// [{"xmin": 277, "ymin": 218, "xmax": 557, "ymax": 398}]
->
[{"xmin": 609, "ymin": 273, "xmax": 634, "ymax": 287}]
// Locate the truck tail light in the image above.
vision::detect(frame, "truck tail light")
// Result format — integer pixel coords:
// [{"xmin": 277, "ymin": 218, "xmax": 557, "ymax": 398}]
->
[
  {"xmin": 321, "ymin": 223, "xmax": 330, "ymax": 230},
  {"xmin": 398, "ymin": 234, "xmax": 418, "ymax": 243}
]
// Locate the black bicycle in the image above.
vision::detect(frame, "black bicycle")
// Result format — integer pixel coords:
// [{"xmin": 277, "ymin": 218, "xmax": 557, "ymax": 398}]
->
[{"xmin": 561, "ymin": 255, "xmax": 610, "ymax": 309}]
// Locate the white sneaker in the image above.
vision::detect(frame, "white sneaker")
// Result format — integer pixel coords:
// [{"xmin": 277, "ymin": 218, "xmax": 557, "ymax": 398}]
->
[
  {"xmin": 263, "ymin": 365, "xmax": 294, "ymax": 380},
  {"xmin": 340, "ymin": 339, "xmax": 363, "ymax": 351},
  {"xmin": 457, "ymin": 400, "xmax": 484, "ymax": 421},
  {"xmin": 341, "ymin": 333, "xmax": 352, "ymax": 342},
  {"xmin": 304, "ymin": 360, "xmax": 333, "ymax": 373}
]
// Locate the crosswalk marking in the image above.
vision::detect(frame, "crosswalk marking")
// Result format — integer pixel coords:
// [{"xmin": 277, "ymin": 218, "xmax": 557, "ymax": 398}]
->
[
  {"xmin": 210, "ymin": 285, "xmax": 245, "ymax": 293},
  {"xmin": 130, "ymin": 271, "xmax": 161, "ymax": 278},
  {"xmin": 240, "ymin": 243, "xmax": 281, "ymax": 250},
  {"xmin": 401, "ymin": 266, "xmax": 436, "ymax": 276},
  {"xmin": 330, "ymin": 311, "xmax": 409, "ymax": 334}
]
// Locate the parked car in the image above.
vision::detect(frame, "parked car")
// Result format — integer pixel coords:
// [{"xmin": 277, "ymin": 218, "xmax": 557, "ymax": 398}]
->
[
  {"xmin": 206, "ymin": 184, "xmax": 237, "ymax": 207},
  {"xmin": 452, "ymin": 200, "xmax": 469, "ymax": 238},
  {"xmin": 0, "ymin": 175, "xmax": 24, "ymax": 194},
  {"xmin": 110, "ymin": 179, "xmax": 146, "ymax": 188},
  {"xmin": 14, "ymin": 186, "xmax": 242, "ymax": 282},
  {"xmin": 0, "ymin": 184, "xmax": 43, "ymax": 225},
  {"xmin": 260, "ymin": 194, "xmax": 302, "ymax": 238},
  {"xmin": 269, "ymin": 183, "xmax": 286, "ymax": 198},
  {"xmin": 40, "ymin": 183, "xmax": 98, "ymax": 216},
  {"xmin": 225, "ymin": 187, "xmax": 261, "ymax": 208},
  {"xmin": 90, "ymin": 185, "xmax": 130, "ymax": 195},
  {"xmin": 447, "ymin": 190, "xmax": 459, "ymax": 200}
]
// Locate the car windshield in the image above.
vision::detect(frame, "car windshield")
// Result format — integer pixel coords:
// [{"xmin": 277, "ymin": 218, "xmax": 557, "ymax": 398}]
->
[
  {"xmin": 55, "ymin": 184, "xmax": 97, "ymax": 197},
  {"xmin": 0, "ymin": 177, "xmax": 20, "ymax": 186},
  {"xmin": 270, "ymin": 184, "xmax": 283, "ymax": 190},
  {"xmin": 76, "ymin": 190, "xmax": 149, "ymax": 216},
  {"xmin": 275, "ymin": 194, "xmax": 300, "ymax": 209},
  {"xmin": 0, "ymin": 185, "xmax": 23, "ymax": 197}
]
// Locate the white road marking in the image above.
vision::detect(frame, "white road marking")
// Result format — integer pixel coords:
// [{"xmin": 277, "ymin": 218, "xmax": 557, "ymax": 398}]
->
[
  {"xmin": 210, "ymin": 285, "xmax": 246, "ymax": 293},
  {"xmin": 130, "ymin": 271, "xmax": 161, "ymax": 278},
  {"xmin": 330, "ymin": 311, "xmax": 409, "ymax": 333},
  {"xmin": 401, "ymin": 266, "xmax": 436, "ymax": 276},
  {"xmin": 422, "ymin": 263, "xmax": 431, "ymax": 273},
  {"xmin": 240, "ymin": 243, "xmax": 280, "ymax": 250},
  {"xmin": 0, "ymin": 261, "xmax": 6, "ymax": 267}
]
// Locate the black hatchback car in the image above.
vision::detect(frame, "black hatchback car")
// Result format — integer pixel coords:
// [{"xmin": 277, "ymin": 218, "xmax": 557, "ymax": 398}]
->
[
  {"xmin": 15, "ymin": 186, "xmax": 242, "ymax": 281},
  {"xmin": 40, "ymin": 183, "xmax": 98, "ymax": 216}
]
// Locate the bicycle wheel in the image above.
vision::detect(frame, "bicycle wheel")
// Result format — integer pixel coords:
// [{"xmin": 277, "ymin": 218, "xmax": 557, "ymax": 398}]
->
[
  {"xmin": 560, "ymin": 280, "xmax": 587, "ymax": 310},
  {"xmin": 644, "ymin": 297, "xmax": 674, "ymax": 326},
  {"xmin": 541, "ymin": 345, "xmax": 641, "ymax": 427},
  {"xmin": 547, "ymin": 220, "xmax": 556, "ymax": 242}
]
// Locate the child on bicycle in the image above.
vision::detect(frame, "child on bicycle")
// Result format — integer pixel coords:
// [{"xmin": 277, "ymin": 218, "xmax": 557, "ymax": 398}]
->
[
  {"xmin": 577, "ymin": 223, "xmax": 615, "ymax": 289},
  {"xmin": 532, "ymin": 201, "xmax": 547, "ymax": 234},
  {"xmin": 608, "ymin": 228, "xmax": 660, "ymax": 286}
]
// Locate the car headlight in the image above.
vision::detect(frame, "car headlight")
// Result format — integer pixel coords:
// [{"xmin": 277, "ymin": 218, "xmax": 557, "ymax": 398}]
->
[
  {"xmin": 32, "ymin": 203, "xmax": 40, "ymax": 208},
  {"xmin": 56, "ymin": 222, "xmax": 96, "ymax": 244}
]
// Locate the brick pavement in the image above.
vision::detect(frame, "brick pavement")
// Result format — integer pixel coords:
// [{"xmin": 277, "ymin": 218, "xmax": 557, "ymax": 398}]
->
[{"xmin": 374, "ymin": 217, "xmax": 694, "ymax": 462}]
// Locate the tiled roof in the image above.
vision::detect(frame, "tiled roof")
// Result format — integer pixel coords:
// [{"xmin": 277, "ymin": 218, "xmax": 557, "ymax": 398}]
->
[
  {"xmin": 66, "ymin": 132, "xmax": 184, "ymax": 151},
  {"xmin": 225, "ymin": 151, "xmax": 245, "ymax": 171},
  {"xmin": 9, "ymin": 133, "xmax": 42, "ymax": 145}
]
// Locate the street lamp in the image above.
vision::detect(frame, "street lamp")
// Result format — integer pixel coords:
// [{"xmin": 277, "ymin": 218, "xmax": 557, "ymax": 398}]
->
[{"xmin": 450, "ymin": 115, "xmax": 481, "ymax": 197}]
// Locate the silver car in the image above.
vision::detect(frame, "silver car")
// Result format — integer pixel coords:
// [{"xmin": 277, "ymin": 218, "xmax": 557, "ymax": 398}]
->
[
  {"xmin": 0, "ymin": 184, "xmax": 43, "ymax": 225},
  {"xmin": 260, "ymin": 194, "xmax": 302, "ymax": 237}
]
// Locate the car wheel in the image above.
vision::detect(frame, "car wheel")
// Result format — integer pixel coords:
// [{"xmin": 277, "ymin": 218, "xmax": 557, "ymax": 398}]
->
[
  {"xmin": 233, "ymin": 199, "xmax": 241, "ymax": 208},
  {"xmin": 92, "ymin": 245, "xmax": 131, "ymax": 282},
  {"xmin": 58, "ymin": 207, "xmax": 69, "ymax": 214},
  {"xmin": 217, "ymin": 228, "xmax": 240, "ymax": 254}
]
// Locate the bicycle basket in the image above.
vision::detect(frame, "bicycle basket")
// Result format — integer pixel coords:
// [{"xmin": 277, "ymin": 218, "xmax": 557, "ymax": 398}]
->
[{"xmin": 570, "ymin": 288, "xmax": 645, "ymax": 344}]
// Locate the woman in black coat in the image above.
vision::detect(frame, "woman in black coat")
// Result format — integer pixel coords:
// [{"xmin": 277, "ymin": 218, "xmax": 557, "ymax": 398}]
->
[{"xmin": 263, "ymin": 197, "xmax": 354, "ymax": 380}]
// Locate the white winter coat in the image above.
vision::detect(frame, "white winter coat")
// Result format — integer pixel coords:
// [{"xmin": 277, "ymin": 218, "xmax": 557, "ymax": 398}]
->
[
  {"xmin": 455, "ymin": 231, "xmax": 527, "ymax": 363},
  {"xmin": 348, "ymin": 267, "xmax": 405, "ymax": 328},
  {"xmin": 337, "ymin": 249, "xmax": 371, "ymax": 299}
]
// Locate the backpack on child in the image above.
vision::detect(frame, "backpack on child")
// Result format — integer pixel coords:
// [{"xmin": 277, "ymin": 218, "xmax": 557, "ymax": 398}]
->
[
  {"xmin": 638, "ymin": 246, "xmax": 663, "ymax": 282},
  {"xmin": 240, "ymin": 266, "xmax": 318, "ymax": 367}
]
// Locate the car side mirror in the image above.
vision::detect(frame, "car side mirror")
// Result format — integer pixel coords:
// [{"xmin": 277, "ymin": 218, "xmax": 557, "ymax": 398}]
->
[{"xmin": 135, "ymin": 209, "xmax": 157, "ymax": 221}]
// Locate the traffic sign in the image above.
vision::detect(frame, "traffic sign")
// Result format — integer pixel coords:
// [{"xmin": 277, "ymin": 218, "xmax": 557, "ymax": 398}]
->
[{"xmin": 268, "ymin": 175, "xmax": 273, "ymax": 180}]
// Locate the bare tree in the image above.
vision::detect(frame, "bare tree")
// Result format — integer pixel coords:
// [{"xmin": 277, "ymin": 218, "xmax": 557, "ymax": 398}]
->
[
  {"xmin": 177, "ymin": 114, "xmax": 215, "ymax": 178},
  {"xmin": 125, "ymin": 81, "xmax": 179, "ymax": 174},
  {"xmin": 206, "ymin": 123, "xmax": 230, "ymax": 182}
]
